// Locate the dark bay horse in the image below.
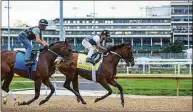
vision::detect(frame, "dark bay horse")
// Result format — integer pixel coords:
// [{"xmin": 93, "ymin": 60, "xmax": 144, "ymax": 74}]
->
[
  {"xmin": 1, "ymin": 41, "xmax": 75, "ymax": 105},
  {"xmin": 55, "ymin": 43, "xmax": 135, "ymax": 107}
]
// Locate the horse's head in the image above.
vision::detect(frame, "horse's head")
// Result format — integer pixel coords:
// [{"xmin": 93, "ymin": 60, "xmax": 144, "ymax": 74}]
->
[
  {"xmin": 106, "ymin": 43, "xmax": 135, "ymax": 67},
  {"xmin": 42, "ymin": 40, "xmax": 73, "ymax": 61}
]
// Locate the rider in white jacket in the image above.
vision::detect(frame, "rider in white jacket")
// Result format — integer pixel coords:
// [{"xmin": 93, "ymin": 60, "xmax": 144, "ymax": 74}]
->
[{"xmin": 82, "ymin": 30, "xmax": 111, "ymax": 64}]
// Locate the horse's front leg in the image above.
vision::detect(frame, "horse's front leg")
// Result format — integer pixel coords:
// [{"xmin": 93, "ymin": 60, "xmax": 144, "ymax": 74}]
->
[
  {"xmin": 110, "ymin": 79, "xmax": 124, "ymax": 107},
  {"xmin": 94, "ymin": 79, "xmax": 112, "ymax": 103},
  {"xmin": 39, "ymin": 79, "xmax": 55, "ymax": 105},
  {"xmin": 17, "ymin": 78, "xmax": 41, "ymax": 106}
]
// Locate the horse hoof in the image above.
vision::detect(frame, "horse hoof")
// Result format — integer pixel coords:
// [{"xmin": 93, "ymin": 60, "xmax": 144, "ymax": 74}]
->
[
  {"xmin": 14, "ymin": 102, "xmax": 20, "ymax": 106},
  {"xmin": 82, "ymin": 101, "xmax": 87, "ymax": 105},
  {"xmin": 3, "ymin": 101, "xmax": 6, "ymax": 105},
  {"xmin": 94, "ymin": 98, "xmax": 99, "ymax": 103},
  {"xmin": 39, "ymin": 100, "xmax": 46, "ymax": 105},
  {"xmin": 76, "ymin": 98, "xmax": 80, "ymax": 103},
  {"xmin": 18, "ymin": 101, "xmax": 27, "ymax": 106},
  {"xmin": 121, "ymin": 102, "xmax": 124, "ymax": 107}
]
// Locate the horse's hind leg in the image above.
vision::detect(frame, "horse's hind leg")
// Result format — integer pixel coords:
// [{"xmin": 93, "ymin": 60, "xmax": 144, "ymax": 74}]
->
[
  {"xmin": 94, "ymin": 80, "xmax": 112, "ymax": 103},
  {"xmin": 63, "ymin": 73, "xmax": 86, "ymax": 104},
  {"xmin": 39, "ymin": 79, "xmax": 55, "ymax": 105},
  {"xmin": 110, "ymin": 80, "xmax": 124, "ymax": 107},
  {"xmin": 1, "ymin": 71, "xmax": 15, "ymax": 104},
  {"xmin": 1, "ymin": 71, "xmax": 14, "ymax": 93},
  {"xmin": 18, "ymin": 78, "xmax": 41, "ymax": 105}
]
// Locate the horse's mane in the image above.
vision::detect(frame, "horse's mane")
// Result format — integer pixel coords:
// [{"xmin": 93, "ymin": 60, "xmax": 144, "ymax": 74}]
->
[
  {"xmin": 41, "ymin": 39, "xmax": 70, "ymax": 52},
  {"xmin": 49, "ymin": 41, "xmax": 65, "ymax": 48},
  {"xmin": 106, "ymin": 43, "xmax": 131, "ymax": 52}
]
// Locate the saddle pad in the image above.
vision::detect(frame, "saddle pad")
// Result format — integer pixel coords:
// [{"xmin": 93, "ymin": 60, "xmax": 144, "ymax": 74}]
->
[
  {"xmin": 77, "ymin": 53, "xmax": 102, "ymax": 74},
  {"xmin": 14, "ymin": 52, "xmax": 38, "ymax": 71}
]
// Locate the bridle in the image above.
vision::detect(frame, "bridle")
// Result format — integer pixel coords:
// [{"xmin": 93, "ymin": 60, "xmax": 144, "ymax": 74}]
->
[
  {"xmin": 47, "ymin": 49, "xmax": 68, "ymax": 60},
  {"xmin": 40, "ymin": 42, "xmax": 70, "ymax": 61},
  {"xmin": 104, "ymin": 49, "xmax": 132, "ymax": 66}
]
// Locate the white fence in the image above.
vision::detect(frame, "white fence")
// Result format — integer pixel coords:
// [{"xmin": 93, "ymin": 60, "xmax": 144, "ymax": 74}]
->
[{"xmin": 124, "ymin": 59, "xmax": 192, "ymax": 75}]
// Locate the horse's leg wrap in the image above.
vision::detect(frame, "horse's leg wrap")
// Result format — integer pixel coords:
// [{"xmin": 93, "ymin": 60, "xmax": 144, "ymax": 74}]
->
[{"xmin": 2, "ymin": 90, "xmax": 7, "ymax": 104}]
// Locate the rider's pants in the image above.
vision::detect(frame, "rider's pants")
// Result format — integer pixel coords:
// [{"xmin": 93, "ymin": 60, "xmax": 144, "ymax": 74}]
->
[
  {"xmin": 18, "ymin": 33, "xmax": 32, "ymax": 61},
  {"xmin": 82, "ymin": 39, "xmax": 97, "ymax": 58}
]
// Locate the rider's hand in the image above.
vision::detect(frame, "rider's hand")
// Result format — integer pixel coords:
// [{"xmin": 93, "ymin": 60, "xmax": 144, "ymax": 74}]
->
[
  {"xmin": 101, "ymin": 47, "xmax": 107, "ymax": 53},
  {"xmin": 44, "ymin": 43, "xmax": 49, "ymax": 47}
]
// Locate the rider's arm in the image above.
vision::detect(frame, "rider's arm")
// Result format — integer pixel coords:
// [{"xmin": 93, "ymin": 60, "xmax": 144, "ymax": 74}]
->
[
  {"xmin": 35, "ymin": 35, "xmax": 48, "ymax": 46},
  {"xmin": 93, "ymin": 35, "xmax": 107, "ymax": 51},
  {"xmin": 32, "ymin": 28, "xmax": 48, "ymax": 46},
  {"xmin": 96, "ymin": 42, "xmax": 107, "ymax": 51}
]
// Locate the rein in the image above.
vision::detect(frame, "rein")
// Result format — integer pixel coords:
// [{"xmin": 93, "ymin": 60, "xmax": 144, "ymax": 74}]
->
[
  {"xmin": 104, "ymin": 51, "xmax": 130, "ymax": 66},
  {"xmin": 104, "ymin": 51, "xmax": 122, "ymax": 59},
  {"xmin": 48, "ymin": 49, "xmax": 66, "ymax": 59}
]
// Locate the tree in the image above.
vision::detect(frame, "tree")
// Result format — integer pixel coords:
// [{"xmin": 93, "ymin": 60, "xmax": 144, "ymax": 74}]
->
[
  {"xmin": 163, "ymin": 39, "xmax": 185, "ymax": 53},
  {"xmin": 13, "ymin": 20, "xmax": 29, "ymax": 27}
]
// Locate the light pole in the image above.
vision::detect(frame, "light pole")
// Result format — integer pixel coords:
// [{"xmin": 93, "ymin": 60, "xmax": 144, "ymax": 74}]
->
[
  {"xmin": 187, "ymin": 1, "xmax": 190, "ymax": 49},
  {"xmin": 171, "ymin": 6, "xmax": 175, "ymax": 43},
  {"xmin": 59, "ymin": 0, "xmax": 65, "ymax": 41},
  {"xmin": 5, "ymin": 0, "xmax": 11, "ymax": 50},
  {"xmin": 93, "ymin": 0, "xmax": 96, "ymax": 35}
]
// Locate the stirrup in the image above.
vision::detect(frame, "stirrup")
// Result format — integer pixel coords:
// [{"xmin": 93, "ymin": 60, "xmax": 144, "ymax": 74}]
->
[{"xmin": 25, "ymin": 60, "xmax": 35, "ymax": 66}]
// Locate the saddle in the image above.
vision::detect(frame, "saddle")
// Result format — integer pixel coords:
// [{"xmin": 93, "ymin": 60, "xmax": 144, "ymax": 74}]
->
[{"xmin": 90, "ymin": 52, "xmax": 103, "ymax": 65}]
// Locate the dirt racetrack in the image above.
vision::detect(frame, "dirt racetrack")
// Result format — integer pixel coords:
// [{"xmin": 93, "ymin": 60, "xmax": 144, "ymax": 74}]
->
[{"xmin": 1, "ymin": 95, "xmax": 192, "ymax": 112}]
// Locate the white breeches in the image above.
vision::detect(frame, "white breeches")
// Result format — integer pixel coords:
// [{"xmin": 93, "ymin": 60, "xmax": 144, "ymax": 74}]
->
[{"xmin": 82, "ymin": 39, "xmax": 98, "ymax": 58}]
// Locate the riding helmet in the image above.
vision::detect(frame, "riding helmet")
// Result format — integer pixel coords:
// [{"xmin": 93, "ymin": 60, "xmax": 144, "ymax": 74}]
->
[
  {"xmin": 39, "ymin": 19, "xmax": 48, "ymax": 26},
  {"xmin": 101, "ymin": 30, "xmax": 110, "ymax": 36}
]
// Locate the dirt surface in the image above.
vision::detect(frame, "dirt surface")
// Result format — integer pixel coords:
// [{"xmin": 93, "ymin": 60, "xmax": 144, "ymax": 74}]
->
[{"xmin": 1, "ymin": 95, "xmax": 192, "ymax": 112}]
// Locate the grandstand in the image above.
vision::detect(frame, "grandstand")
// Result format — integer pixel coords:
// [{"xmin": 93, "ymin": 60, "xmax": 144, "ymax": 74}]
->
[{"xmin": 1, "ymin": 1, "xmax": 192, "ymax": 53}]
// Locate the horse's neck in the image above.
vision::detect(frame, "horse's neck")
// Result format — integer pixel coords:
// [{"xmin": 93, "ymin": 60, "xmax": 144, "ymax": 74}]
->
[
  {"xmin": 40, "ymin": 50, "xmax": 57, "ymax": 63},
  {"xmin": 105, "ymin": 50, "xmax": 121, "ymax": 66}
]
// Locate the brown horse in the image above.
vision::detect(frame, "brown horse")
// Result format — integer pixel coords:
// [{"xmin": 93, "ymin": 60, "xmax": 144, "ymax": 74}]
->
[
  {"xmin": 56, "ymin": 43, "xmax": 135, "ymax": 107},
  {"xmin": 1, "ymin": 41, "xmax": 75, "ymax": 105}
]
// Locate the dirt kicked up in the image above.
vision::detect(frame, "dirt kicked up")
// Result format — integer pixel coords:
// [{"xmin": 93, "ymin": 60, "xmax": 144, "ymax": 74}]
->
[{"xmin": 1, "ymin": 95, "xmax": 192, "ymax": 112}]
